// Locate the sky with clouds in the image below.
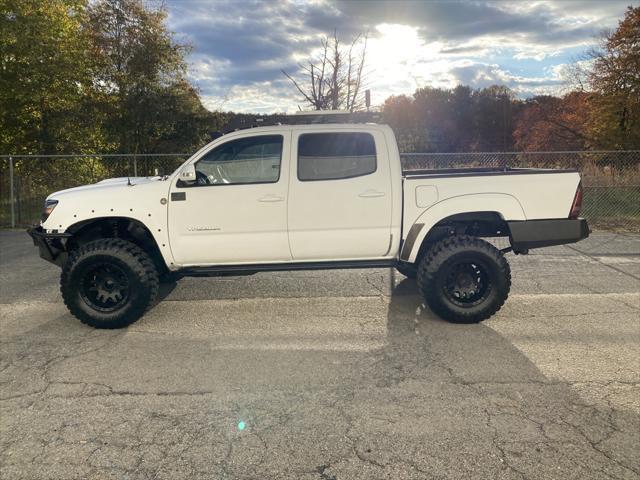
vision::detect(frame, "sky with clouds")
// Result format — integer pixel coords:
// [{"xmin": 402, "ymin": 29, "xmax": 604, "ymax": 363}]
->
[{"xmin": 166, "ymin": 0, "xmax": 634, "ymax": 113}]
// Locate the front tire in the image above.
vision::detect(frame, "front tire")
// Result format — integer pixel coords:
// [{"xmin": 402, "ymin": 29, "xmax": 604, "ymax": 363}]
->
[
  {"xmin": 61, "ymin": 239, "xmax": 159, "ymax": 329},
  {"xmin": 417, "ymin": 235, "xmax": 511, "ymax": 323}
]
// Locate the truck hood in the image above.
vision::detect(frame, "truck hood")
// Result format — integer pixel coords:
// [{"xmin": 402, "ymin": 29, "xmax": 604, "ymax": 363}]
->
[
  {"xmin": 47, "ymin": 176, "xmax": 164, "ymax": 200},
  {"xmin": 41, "ymin": 175, "xmax": 172, "ymax": 232}
]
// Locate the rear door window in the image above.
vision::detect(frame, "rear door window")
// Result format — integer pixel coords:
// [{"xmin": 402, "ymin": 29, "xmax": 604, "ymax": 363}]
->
[{"xmin": 297, "ymin": 132, "xmax": 377, "ymax": 181}]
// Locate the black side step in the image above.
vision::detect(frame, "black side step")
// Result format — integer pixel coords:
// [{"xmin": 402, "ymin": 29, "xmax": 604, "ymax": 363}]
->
[{"xmin": 179, "ymin": 259, "xmax": 396, "ymax": 277}]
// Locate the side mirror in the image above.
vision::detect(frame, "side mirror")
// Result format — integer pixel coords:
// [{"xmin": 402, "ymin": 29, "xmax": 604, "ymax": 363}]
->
[{"xmin": 179, "ymin": 164, "xmax": 197, "ymax": 184}]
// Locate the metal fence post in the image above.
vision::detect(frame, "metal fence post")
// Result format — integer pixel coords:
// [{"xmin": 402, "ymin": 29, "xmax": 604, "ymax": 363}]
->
[
  {"xmin": 9, "ymin": 155, "xmax": 15, "ymax": 228},
  {"xmin": 133, "ymin": 155, "xmax": 137, "ymax": 177}
]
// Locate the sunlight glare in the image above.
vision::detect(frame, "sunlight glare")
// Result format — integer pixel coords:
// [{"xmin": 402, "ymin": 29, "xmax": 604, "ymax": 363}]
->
[{"xmin": 368, "ymin": 24, "xmax": 439, "ymax": 87}]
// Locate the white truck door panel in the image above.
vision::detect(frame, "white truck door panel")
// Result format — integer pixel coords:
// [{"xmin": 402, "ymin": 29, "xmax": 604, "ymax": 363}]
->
[
  {"xmin": 288, "ymin": 130, "xmax": 393, "ymax": 260},
  {"xmin": 168, "ymin": 132, "xmax": 292, "ymax": 266}
]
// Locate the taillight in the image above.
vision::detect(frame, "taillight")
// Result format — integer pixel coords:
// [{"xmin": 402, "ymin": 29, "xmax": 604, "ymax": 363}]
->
[{"xmin": 569, "ymin": 182, "xmax": 583, "ymax": 219}]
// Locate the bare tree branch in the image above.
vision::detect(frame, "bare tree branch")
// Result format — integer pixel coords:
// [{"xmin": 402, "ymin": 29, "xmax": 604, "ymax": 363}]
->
[
  {"xmin": 282, "ymin": 70, "xmax": 317, "ymax": 107},
  {"xmin": 282, "ymin": 30, "xmax": 368, "ymax": 111},
  {"xmin": 350, "ymin": 33, "xmax": 368, "ymax": 111}
]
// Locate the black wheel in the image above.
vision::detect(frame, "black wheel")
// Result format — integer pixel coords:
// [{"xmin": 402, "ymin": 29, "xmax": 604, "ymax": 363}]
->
[
  {"xmin": 417, "ymin": 235, "xmax": 511, "ymax": 323},
  {"xmin": 61, "ymin": 239, "xmax": 159, "ymax": 329},
  {"xmin": 395, "ymin": 262, "xmax": 417, "ymax": 279}
]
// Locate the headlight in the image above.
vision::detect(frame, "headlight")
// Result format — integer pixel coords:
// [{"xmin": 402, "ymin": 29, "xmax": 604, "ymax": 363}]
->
[{"xmin": 41, "ymin": 199, "xmax": 58, "ymax": 223}]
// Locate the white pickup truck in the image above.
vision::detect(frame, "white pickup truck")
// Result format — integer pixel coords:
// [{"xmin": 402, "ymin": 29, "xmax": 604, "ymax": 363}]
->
[{"xmin": 29, "ymin": 113, "xmax": 589, "ymax": 328}]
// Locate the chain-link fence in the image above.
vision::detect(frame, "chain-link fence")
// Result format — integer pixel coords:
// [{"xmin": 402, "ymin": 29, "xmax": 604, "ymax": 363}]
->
[{"xmin": 1, "ymin": 151, "xmax": 639, "ymax": 231}]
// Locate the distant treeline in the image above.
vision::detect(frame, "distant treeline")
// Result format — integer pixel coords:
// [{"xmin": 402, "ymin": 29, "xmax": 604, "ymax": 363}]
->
[{"xmin": 381, "ymin": 88, "xmax": 623, "ymax": 153}]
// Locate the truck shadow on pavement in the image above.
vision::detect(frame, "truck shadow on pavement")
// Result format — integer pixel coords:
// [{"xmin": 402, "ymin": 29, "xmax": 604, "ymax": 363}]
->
[
  {"xmin": 0, "ymin": 277, "xmax": 638, "ymax": 479},
  {"xmin": 384, "ymin": 278, "xmax": 549, "ymax": 385}
]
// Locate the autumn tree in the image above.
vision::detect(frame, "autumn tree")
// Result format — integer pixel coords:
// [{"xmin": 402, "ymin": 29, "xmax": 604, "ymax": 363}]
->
[
  {"xmin": 87, "ymin": 0, "xmax": 214, "ymax": 154},
  {"xmin": 0, "ymin": 0, "xmax": 103, "ymax": 154},
  {"xmin": 0, "ymin": 0, "xmax": 117, "ymax": 209},
  {"xmin": 584, "ymin": 6, "xmax": 640, "ymax": 149},
  {"xmin": 283, "ymin": 31, "xmax": 368, "ymax": 112},
  {"xmin": 0, "ymin": 0, "xmax": 217, "ymax": 157},
  {"xmin": 513, "ymin": 93, "xmax": 592, "ymax": 151}
]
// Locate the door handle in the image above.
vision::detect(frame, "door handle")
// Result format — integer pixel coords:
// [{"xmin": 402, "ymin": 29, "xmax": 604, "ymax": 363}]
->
[
  {"xmin": 358, "ymin": 190, "xmax": 385, "ymax": 198},
  {"xmin": 258, "ymin": 194, "xmax": 285, "ymax": 203}
]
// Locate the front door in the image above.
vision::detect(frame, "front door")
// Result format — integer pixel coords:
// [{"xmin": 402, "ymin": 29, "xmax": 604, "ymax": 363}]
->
[
  {"xmin": 168, "ymin": 131, "xmax": 292, "ymax": 266},
  {"xmin": 287, "ymin": 129, "xmax": 393, "ymax": 260}
]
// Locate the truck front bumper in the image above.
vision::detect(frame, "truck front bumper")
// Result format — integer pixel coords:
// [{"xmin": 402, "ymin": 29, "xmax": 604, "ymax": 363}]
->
[
  {"xmin": 508, "ymin": 218, "xmax": 589, "ymax": 252},
  {"xmin": 27, "ymin": 226, "xmax": 72, "ymax": 267}
]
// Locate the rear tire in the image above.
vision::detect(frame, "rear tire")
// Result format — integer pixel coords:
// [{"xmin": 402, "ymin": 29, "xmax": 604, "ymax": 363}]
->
[
  {"xmin": 417, "ymin": 235, "xmax": 510, "ymax": 323},
  {"xmin": 61, "ymin": 239, "xmax": 159, "ymax": 329}
]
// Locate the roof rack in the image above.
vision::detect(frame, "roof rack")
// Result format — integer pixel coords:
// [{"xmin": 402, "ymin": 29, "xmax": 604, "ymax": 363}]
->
[
  {"xmin": 287, "ymin": 110, "xmax": 381, "ymax": 124},
  {"xmin": 221, "ymin": 110, "xmax": 382, "ymax": 135}
]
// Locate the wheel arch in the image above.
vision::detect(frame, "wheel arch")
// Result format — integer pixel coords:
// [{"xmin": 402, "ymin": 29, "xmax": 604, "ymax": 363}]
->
[
  {"xmin": 401, "ymin": 193, "xmax": 526, "ymax": 263},
  {"xmin": 66, "ymin": 216, "xmax": 170, "ymax": 273}
]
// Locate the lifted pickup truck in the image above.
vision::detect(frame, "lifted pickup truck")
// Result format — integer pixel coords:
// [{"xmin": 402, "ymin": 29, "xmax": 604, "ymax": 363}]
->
[{"xmin": 29, "ymin": 113, "xmax": 589, "ymax": 328}]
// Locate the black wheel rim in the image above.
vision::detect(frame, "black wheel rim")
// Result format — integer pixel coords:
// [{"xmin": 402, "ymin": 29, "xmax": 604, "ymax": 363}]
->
[
  {"xmin": 443, "ymin": 259, "xmax": 492, "ymax": 307},
  {"xmin": 80, "ymin": 262, "xmax": 130, "ymax": 312}
]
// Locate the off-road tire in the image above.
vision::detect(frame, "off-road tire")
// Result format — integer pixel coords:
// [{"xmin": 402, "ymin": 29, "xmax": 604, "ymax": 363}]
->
[
  {"xmin": 395, "ymin": 262, "xmax": 417, "ymax": 279},
  {"xmin": 417, "ymin": 235, "xmax": 511, "ymax": 323},
  {"xmin": 61, "ymin": 239, "xmax": 159, "ymax": 329}
]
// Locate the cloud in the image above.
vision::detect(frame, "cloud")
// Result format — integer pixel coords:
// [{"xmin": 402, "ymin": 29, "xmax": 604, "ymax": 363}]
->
[
  {"xmin": 446, "ymin": 62, "xmax": 564, "ymax": 96},
  {"xmin": 168, "ymin": 1, "xmax": 317, "ymax": 85},
  {"xmin": 439, "ymin": 45, "xmax": 489, "ymax": 56},
  {"xmin": 335, "ymin": 0, "xmax": 622, "ymax": 46},
  {"xmin": 164, "ymin": 0, "xmax": 629, "ymax": 112}
]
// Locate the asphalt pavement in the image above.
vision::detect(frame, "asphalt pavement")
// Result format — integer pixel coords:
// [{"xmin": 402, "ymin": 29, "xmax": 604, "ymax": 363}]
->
[{"xmin": 1, "ymin": 230, "xmax": 639, "ymax": 479}]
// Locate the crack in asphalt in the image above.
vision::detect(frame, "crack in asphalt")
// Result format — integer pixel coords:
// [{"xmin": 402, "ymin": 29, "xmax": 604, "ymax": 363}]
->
[{"xmin": 565, "ymin": 244, "xmax": 640, "ymax": 281}]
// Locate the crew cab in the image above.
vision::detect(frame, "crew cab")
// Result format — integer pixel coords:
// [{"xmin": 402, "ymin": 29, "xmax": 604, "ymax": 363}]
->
[{"xmin": 28, "ymin": 112, "xmax": 589, "ymax": 328}]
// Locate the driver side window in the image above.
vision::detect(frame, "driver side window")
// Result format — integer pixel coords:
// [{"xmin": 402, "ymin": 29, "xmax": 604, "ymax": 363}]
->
[{"xmin": 195, "ymin": 135, "xmax": 283, "ymax": 185}]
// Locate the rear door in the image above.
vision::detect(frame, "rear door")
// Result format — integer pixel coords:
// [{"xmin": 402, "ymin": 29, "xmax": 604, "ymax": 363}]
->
[{"xmin": 287, "ymin": 128, "xmax": 393, "ymax": 260}]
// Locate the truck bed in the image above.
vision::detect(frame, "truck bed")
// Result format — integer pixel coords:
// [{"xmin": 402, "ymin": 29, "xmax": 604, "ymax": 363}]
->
[{"xmin": 401, "ymin": 167, "xmax": 582, "ymax": 252}]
